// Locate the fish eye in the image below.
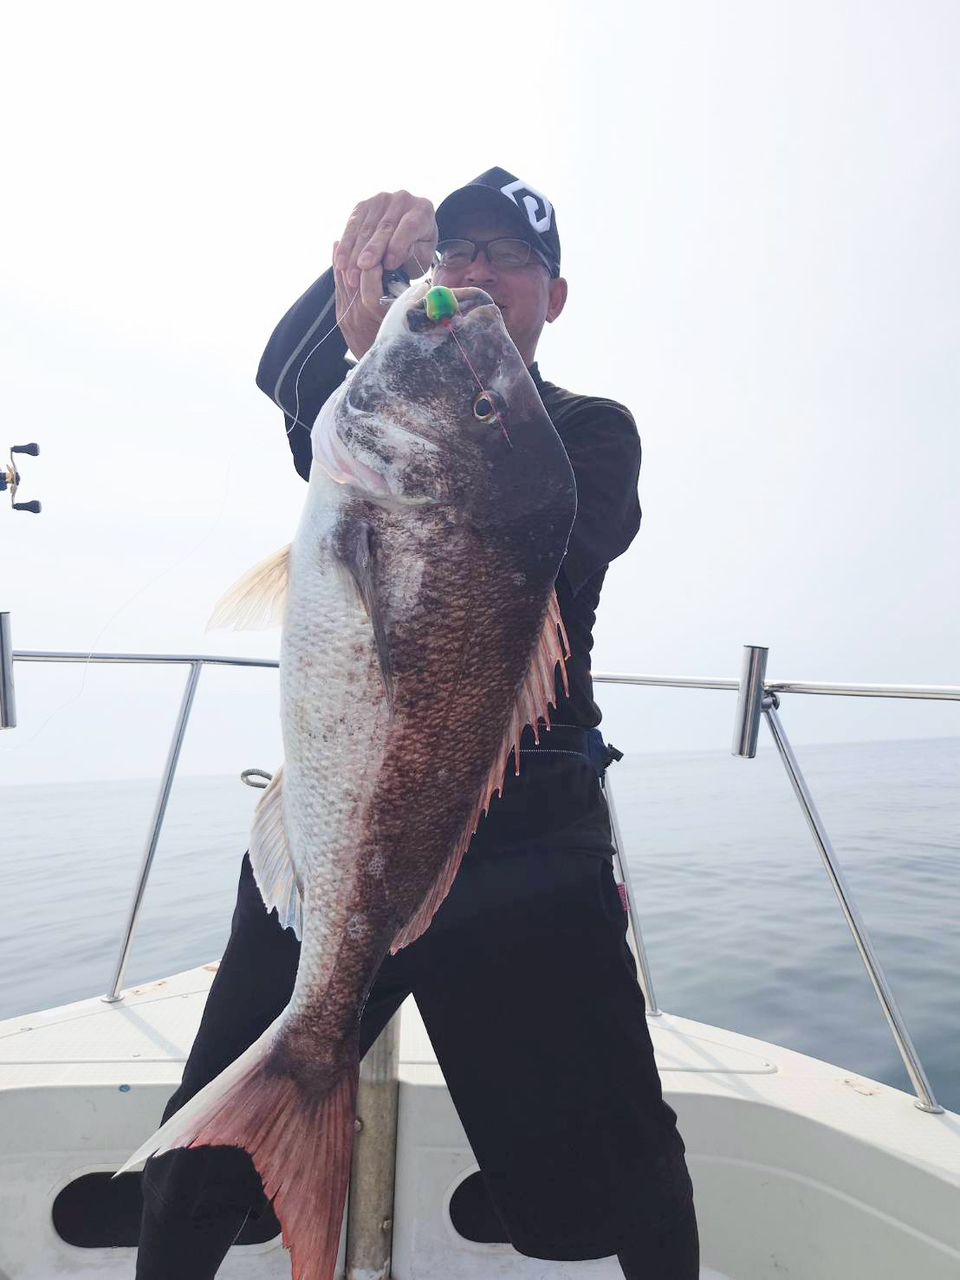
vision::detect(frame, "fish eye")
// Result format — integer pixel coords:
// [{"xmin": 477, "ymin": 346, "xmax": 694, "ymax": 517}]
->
[{"xmin": 473, "ymin": 393, "xmax": 496, "ymax": 422}]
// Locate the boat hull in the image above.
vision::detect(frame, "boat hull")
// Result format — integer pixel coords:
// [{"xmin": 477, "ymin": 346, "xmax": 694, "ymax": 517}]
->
[{"xmin": 1, "ymin": 967, "xmax": 957, "ymax": 1279}]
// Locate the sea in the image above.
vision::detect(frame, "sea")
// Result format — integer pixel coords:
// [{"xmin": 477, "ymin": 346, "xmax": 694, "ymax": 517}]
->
[{"xmin": 1, "ymin": 736, "xmax": 958, "ymax": 1112}]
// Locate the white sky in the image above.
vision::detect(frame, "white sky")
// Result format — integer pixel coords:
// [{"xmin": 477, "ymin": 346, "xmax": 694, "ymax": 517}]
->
[{"xmin": 1, "ymin": 0, "xmax": 958, "ymax": 785}]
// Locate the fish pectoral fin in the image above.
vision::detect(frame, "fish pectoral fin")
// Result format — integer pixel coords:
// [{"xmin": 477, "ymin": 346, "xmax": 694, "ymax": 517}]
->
[
  {"xmin": 480, "ymin": 586, "xmax": 570, "ymax": 808},
  {"xmin": 249, "ymin": 766, "xmax": 303, "ymax": 938},
  {"xmin": 334, "ymin": 518, "xmax": 395, "ymax": 710},
  {"xmin": 207, "ymin": 545, "xmax": 291, "ymax": 631}
]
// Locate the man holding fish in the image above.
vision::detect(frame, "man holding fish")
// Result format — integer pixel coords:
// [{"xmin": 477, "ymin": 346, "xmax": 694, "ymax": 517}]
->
[{"xmin": 133, "ymin": 169, "xmax": 700, "ymax": 1280}]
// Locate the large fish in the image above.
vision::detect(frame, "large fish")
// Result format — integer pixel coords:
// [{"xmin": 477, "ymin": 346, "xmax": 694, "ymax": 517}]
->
[{"xmin": 120, "ymin": 280, "xmax": 577, "ymax": 1280}]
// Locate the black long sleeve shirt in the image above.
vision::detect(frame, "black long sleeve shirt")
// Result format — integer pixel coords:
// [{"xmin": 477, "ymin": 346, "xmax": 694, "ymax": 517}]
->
[{"xmin": 256, "ymin": 269, "xmax": 642, "ymax": 730}]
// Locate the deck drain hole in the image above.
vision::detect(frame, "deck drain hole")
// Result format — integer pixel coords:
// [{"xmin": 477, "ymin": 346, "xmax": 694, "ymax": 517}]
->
[{"xmin": 448, "ymin": 1170, "xmax": 511, "ymax": 1244}]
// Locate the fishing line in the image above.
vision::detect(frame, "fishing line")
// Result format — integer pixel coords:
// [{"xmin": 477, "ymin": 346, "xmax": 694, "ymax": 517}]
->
[
  {"xmin": 282, "ymin": 284, "xmax": 361, "ymax": 440},
  {"xmin": 409, "ymin": 245, "xmax": 513, "ymax": 449},
  {"xmin": 446, "ymin": 325, "xmax": 513, "ymax": 449}
]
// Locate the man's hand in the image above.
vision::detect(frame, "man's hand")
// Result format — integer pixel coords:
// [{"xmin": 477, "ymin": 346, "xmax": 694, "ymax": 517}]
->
[
  {"xmin": 333, "ymin": 191, "xmax": 437, "ymax": 361},
  {"xmin": 335, "ymin": 190, "xmax": 438, "ymax": 287}
]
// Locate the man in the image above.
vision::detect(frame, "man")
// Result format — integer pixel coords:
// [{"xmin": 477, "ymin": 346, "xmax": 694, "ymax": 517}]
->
[{"xmin": 136, "ymin": 169, "xmax": 700, "ymax": 1278}]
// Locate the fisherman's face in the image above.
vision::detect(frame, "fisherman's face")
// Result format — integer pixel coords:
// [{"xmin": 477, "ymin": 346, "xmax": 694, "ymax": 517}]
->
[{"xmin": 432, "ymin": 213, "xmax": 567, "ymax": 367}]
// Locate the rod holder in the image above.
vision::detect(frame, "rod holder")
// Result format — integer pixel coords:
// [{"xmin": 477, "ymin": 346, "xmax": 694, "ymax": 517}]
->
[
  {"xmin": 0, "ymin": 613, "xmax": 15, "ymax": 729},
  {"xmin": 732, "ymin": 644, "xmax": 768, "ymax": 758}
]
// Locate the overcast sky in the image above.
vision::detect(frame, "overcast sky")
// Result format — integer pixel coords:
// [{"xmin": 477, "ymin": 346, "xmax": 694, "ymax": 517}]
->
[{"xmin": 1, "ymin": 0, "xmax": 958, "ymax": 785}]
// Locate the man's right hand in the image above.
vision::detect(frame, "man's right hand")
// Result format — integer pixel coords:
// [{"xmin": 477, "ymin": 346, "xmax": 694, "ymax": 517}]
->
[{"xmin": 333, "ymin": 191, "xmax": 437, "ymax": 360}]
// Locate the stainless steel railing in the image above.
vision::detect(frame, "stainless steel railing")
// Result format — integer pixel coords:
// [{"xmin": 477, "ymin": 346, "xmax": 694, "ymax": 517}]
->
[
  {"xmin": 102, "ymin": 661, "xmax": 203, "ymax": 1003},
  {"xmin": 8, "ymin": 650, "xmax": 276, "ymax": 1000},
  {"xmin": 0, "ymin": 614, "xmax": 15, "ymax": 729},
  {"xmin": 5, "ymin": 638, "xmax": 957, "ymax": 1116}
]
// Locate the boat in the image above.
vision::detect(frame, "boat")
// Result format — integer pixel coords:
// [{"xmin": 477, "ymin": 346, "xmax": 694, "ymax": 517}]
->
[{"xmin": 1, "ymin": 625, "xmax": 958, "ymax": 1278}]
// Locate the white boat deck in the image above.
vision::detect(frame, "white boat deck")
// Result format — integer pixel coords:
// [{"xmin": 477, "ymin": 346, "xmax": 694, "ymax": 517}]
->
[
  {"xmin": 1, "ymin": 964, "xmax": 958, "ymax": 1279},
  {"xmin": 0, "ymin": 961, "xmax": 779, "ymax": 1084},
  {"xmin": 1, "ymin": 963, "xmax": 954, "ymax": 1165}
]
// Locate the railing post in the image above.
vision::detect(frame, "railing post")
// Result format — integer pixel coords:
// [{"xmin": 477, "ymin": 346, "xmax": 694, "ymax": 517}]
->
[
  {"xmin": 346, "ymin": 1012, "xmax": 400, "ymax": 1279},
  {"xmin": 604, "ymin": 774, "xmax": 660, "ymax": 1016},
  {"xmin": 102, "ymin": 661, "xmax": 203, "ymax": 1003},
  {"xmin": 761, "ymin": 697, "xmax": 943, "ymax": 1113},
  {"xmin": 0, "ymin": 613, "xmax": 16, "ymax": 729},
  {"xmin": 731, "ymin": 644, "xmax": 943, "ymax": 1114}
]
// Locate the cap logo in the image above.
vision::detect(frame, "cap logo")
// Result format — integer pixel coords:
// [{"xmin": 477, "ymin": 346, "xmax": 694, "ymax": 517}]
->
[{"xmin": 500, "ymin": 178, "xmax": 553, "ymax": 235}]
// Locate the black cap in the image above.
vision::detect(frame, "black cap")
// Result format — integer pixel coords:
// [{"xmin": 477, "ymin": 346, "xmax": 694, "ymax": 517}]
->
[{"xmin": 435, "ymin": 167, "xmax": 561, "ymax": 277}]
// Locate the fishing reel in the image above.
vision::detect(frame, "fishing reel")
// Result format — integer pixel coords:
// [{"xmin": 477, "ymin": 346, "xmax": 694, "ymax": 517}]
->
[
  {"xmin": 1, "ymin": 443, "xmax": 41, "ymax": 514},
  {"xmin": 378, "ymin": 267, "xmax": 412, "ymax": 307}
]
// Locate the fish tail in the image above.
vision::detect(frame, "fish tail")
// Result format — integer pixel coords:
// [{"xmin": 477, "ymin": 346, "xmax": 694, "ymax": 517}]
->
[{"xmin": 117, "ymin": 1015, "xmax": 359, "ymax": 1280}]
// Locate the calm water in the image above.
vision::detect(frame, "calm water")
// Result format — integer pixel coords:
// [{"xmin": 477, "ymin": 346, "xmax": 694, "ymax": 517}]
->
[{"xmin": 1, "ymin": 736, "xmax": 958, "ymax": 1110}]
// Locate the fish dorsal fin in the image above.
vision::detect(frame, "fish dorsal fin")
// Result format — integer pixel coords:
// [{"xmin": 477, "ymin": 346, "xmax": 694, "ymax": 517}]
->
[
  {"xmin": 390, "ymin": 589, "xmax": 568, "ymax": 954},
  {"xmin": 207, "ymin": 545, "xmax": 291, "ymax": 631},
  {"xmin": 249, "ymin": 766, "xmax": 303, "ymax": 938}
]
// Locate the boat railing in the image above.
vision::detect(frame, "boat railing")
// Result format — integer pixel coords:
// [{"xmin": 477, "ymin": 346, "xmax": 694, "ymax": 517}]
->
[{"xmin": 2, "ymin": 621, "xmax": 956, "ymax": 1122}]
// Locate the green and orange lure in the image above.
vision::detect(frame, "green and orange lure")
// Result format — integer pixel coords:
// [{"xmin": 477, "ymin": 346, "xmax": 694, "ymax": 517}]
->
[{"xmin": 424, "ymin": 285, "xmax": 459, "ymax": 322}]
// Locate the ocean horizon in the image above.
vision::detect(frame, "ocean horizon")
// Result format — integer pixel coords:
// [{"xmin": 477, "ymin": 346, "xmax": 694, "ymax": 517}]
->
[{"xmin": 2, "ymin": 734, "xmax": 957, "ymax": 1111}]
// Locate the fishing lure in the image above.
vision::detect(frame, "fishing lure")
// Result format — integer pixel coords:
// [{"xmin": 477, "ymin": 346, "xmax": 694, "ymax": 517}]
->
[{"xmin": 424, "ymin": 285, "xmax": 459, "ymax": 322}]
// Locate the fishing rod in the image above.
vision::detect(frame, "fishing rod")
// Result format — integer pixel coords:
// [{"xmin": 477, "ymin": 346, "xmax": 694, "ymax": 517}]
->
[{"xmin": 1, "ymin": 443, "xmax": 41, "ymax": 514}]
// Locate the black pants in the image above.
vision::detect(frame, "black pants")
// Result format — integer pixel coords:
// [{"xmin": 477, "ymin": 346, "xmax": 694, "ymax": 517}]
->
[{"xmin": 137, "ymin": 744, "xmax": 699, "ymax": 1278}]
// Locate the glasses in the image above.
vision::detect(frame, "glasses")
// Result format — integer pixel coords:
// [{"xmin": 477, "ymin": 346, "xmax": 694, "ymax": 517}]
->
[{"xmin": 434, "ymin": 237, "xmax": 552, "ymax": 273}]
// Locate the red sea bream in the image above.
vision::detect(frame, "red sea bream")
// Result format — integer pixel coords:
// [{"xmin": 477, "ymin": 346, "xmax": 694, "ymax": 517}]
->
[{"xmin": 120, "ymin": 280, "xmax": 578, "ymax": 1280}]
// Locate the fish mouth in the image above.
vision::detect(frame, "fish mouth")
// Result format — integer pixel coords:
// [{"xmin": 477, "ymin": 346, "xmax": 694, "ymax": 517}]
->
[{"xmin": 406, "ymin": 287, "xmax": 500, "ymax": 333}]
